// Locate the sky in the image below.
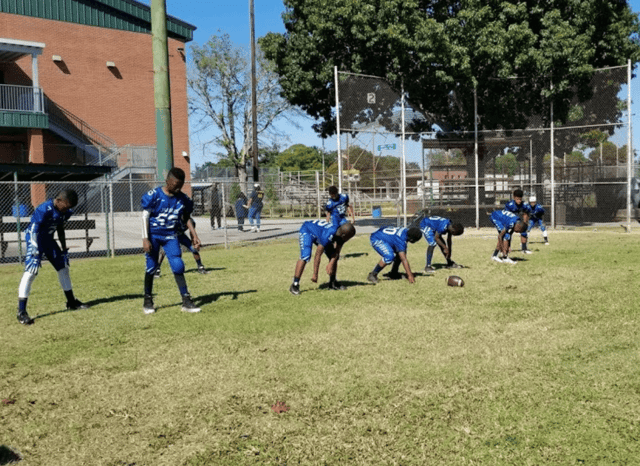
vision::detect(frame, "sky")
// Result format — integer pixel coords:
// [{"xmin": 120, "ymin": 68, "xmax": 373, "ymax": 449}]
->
[{"xmin": 142, "ymin": 0, "xmax": 640, "ymax": 168}]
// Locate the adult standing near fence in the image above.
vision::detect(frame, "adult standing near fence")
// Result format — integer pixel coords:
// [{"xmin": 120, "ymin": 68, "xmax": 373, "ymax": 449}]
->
[
  {"xmin": 247, "ymin": 183, "xmax": 265, "ymax": 232},
  {"xmin": 17, "ymin": 189, "xmax": 90, "ymax": 325},
  {"xmin": 209, "ymin": 183, "xmax": 222, "ymax": 230},
  {"xmin": 234, "ymin": 191, "xmax": 248, "ymax": 231}
]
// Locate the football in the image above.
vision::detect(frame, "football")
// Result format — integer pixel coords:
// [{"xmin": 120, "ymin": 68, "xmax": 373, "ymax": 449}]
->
[{"xmin": 447, "ymin": 275, "xmax": 464, "ymax": 287}]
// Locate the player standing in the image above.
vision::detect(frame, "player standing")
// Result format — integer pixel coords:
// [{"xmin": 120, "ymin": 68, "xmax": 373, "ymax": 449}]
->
[
  {"xmin": 504, "ymin": 188, "xmax": 533, "ymax": 254},
  {"xmin": 141, "ymin": 167, "xmax": 201, "ymax": 314},
  {"xmin": 289, "ymin": 220, "xmax": 356, "ymax": 295},
  {"xmin": 17, "ymin": 189, "xmax": 89, "ymax": 325},
  {"xmin": 367, "ymin": 226, "xmax": 422, "ymax": 284},
  {"xmin": 325, "ymin": 186, "xmax": 355, "ymax": 226},
  {"xmin": 490, "ymin": 209, "xmax": 528, "ymax": 264},
  {"xmin": 526, "ymin": 195, "xmax": 549, "ymax": 245}
]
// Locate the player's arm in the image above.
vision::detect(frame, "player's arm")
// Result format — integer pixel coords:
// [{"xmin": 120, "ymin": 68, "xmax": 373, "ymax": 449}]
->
[
  {"xmin": 434, "ymin": 232, "xmax": 449, "ymax": 258},
  {"xmin": 142, "ymin": 210, "xmax": 152, "ymax": 253},
  {"xmin": 397, "ymin": 251, "xmax": 415, "ymax": 284},
  {"xmin": 497, "ymin": 229, "xmax": 510, "ymax": 255},
  {"xmin": 185, "ymin": 216, "xmax": 201, "ymax": 250},
  {"xmin": 311, "ymin": 244, "xmax": 325, "ymax": 283},
  {"xmin": 325, "ymin": 241, "xmax": 343, "ymax": 276},
  {"xmin": 347, "ymin": 204, "xmax": 355, "ymax": 223}
]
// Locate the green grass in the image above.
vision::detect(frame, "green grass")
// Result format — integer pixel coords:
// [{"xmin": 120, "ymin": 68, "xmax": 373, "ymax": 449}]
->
[{"xmin": 2, "ymin": 227, "xmax": 640, "ymax": 465}]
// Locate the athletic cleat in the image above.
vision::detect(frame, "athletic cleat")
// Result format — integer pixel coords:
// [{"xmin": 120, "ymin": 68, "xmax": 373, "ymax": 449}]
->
[
  {"xmin": 181, "ymin": 294, "xmax": 201, "ymax": 313},
  {"xmin": 66, "ymin": 299, "xmax": 90, "ymax": 310},
  {"xmin": 197, "ymin": 266, "xmax": 210, "ymax": 274},
  {"xmin": 446, "ymin": 262, "xmax": 463, "ymax": 269},
  {"xmin": 491, "ymin": 255, "xmax": 504, "ymax": 263},
  {"xmin": 329, "ymin": 281, "xmax": 346, "ymax": 291},
  {"xmin": 17, "ymin": 309, "xmax": 34, "ymax": 325},
  {"xmin": 545, "ymin": 242, "xmax": 549, "ymax": 246},
  {"xmin": 367, "ymin": 272, "xmax": 379, "ymax": 284},
  {"xmin": 289, "ymin": 284, "xmax": 300, "ymax": 296},
  {"xmin": 424, "ymin": 265, "xmax": 436, "ymax": 274},
  {"xmin": 503, "ymin": 257, "xmax": 517, "ymax": 264},
  {"xmin": 143, "ymin": 294, "xmax": 156, "ymax": 314},
  {"xmin": 154, "ymin": 268, "xmax": 161, "ymax": 277},
  {"xmin": 522, "ymin": 249, "xmax": 533, "ymax": 254}
]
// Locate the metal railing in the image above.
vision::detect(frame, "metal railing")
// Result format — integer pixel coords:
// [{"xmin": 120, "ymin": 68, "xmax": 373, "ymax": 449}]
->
[{"xmin": 0, "ymin": 83, "xmax": 44, "ymax": 113}]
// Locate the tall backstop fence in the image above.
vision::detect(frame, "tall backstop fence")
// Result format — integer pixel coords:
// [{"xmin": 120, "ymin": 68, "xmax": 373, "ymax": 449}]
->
[{"xmin": 334, "ymin": 63, "xmax": 638, "ymax": 228}]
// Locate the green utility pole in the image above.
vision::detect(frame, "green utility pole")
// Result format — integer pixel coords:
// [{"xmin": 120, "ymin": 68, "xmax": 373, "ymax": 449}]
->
[{"xmin": 151, "ymin": 0, "xmax": 173, "ymax": 181}]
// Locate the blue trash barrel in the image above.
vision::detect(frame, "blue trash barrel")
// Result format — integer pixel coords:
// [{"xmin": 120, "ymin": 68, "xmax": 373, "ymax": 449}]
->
[{"xmin": 372, "ymin": 206, "xmax": 382, "ymax": 218}]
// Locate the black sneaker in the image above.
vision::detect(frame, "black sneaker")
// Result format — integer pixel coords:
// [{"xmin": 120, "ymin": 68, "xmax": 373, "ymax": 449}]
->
[
  {"xmin": 17, "ymin": 309, "xmax": 34, "ymax": 325},
  {"xmin": 143, "ymin": 294, "xmax": 156, "ymax": 314},
  {"xmin": 154, "ymin": 268, "xmax": 161, "ymax": 278},
  {"xmin": 367, "ymin": 272, "xmax": 379, "ymax": 284},
  {"xmin": 66, "ymin": 299, "xmax": 90, "ymax": 310},
  {"xmin": 329, "ymin": 281, "xmax": 346, "ymax": 290},
  {"xmin": 197, "ymin": 266, "xmax": 209, "ymax": 274},
  {"xmin": 424, "ymin": 265, "xmax": 436, "ymax": 274},
  {"xmin": 181, "ymin": 294, "xmax": 201, "ymax": 313},
  {"xmin": 289, "ymin": 284, "xmax": 300, "ymax": 295}
]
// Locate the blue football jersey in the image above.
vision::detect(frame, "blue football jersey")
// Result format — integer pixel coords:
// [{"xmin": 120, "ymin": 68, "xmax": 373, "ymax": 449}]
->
[
  {"xmin": 141, "ymin": 187, "xmax": 194, "ymax": 237},
  {"xmin": 325, "ymin": 193, "xmax": 349, "ymax": 224},
  {"xmin": 26, "ymin": 199, "xmax": 73, "ymax": 240},
  {"xmin": 419, "ymin": 216, "xmax": 451, "ymax": 246},
  {"xmin": 300, "ymin": 219, "xmax": 338, "ymax": 247},
  {"xmin": 504, "ymin": 199, "xmax": 532, "ymax": 215},
  {"xmin": 370, "ymin": 226, "xmax": 410, "ymax": 253},
  {"xmin": 529, "ymin": 203, "xmax": 545, "ymax": 220},
  {"xmin": 491, "ymin": 209, "xmax": 519, "ymax": 240}
]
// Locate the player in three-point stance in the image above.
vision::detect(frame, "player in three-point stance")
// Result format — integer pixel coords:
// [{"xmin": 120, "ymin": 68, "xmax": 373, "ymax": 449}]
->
[
  {"xmin": 289, "ymin": 220, "xmax": 356, "ymax": 295},
  {"xmin": 17, "ymin": 189, "xmax": 89, "ymax": 325},
  {"xmin": 141, "ymin": 167, "xmax": 201, "ymax": 314},
  {"xmin": 325, "ymin": 186, "xmax": 355, "ymax": 226},
  {"xmin": 418, "ymin": 216, "xmax": 464, "ymax": 273},
  {"xmin": 367, "ymin": 226, "xmax": 422, "ymax": 284},
  {"xmin": 490, "ymin": 209, "xmax": 528, "ymax": 265},
  {"xmin": 526, "ymin": 195, "xmax": 549, "ymax": 246},
  {"xmin": 155, "ymin": 217, "xmax": 208, "ymax": 277},
  {"xmin": 504, "ymin": 188, "xmax": 533, "ymax": 254}
]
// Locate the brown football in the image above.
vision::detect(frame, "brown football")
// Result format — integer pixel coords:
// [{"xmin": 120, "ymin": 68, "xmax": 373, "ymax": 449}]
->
[{"xmin": 447, "ymin": 275, "xmax": 464, "ymax": 287}]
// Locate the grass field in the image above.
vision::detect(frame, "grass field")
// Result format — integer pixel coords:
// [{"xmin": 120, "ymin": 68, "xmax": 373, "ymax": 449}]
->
[{"xmin": 1, "ymin": 226, "xmax": 640, "ymax": 465}]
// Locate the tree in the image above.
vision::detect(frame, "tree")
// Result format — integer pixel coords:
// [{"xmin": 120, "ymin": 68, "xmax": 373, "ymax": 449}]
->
[
  {"xmin": 276, "ymin": 144, "xmax": 325, "ymax": 171},
  {"xmin": 261, "ymin": 1, "xmax": 640, "ymax": 136},
  {"xmin": 188, "ymin": 33, "xmax": 303, "ymax": 190}
]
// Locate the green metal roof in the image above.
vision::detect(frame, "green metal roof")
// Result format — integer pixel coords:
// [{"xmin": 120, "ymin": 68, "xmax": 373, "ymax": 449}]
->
[{"xmin": 0, "ymin": 0, "xmax": 195, "ymax": 42}]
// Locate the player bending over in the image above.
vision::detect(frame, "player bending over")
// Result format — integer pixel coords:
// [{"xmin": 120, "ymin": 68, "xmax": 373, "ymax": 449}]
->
[
  {"xmin": 367, "ymin": 226, "xmax": 422, "ymax": 284},
  {"xmin": 289, "ymin": 220, "xmax": 356, "ymax": 295},
  {"xmin": 17, "ymin": 189, "xmax": 89, "ymax": 325},
  {"xmin": 504, "ymin": 188, "xmax": 533, "ymax": 254},
  {"xmin": 526, "ymin": 195, "xmax": 549, "ymax": 246},
  {"xmin": 419, "ymin": 216, "xmax": 464, "ymax": 273},
  {"xmin": 490, "ymin": 209, "xmax": 527, "ymax": 265},
  {"xmin": 142, "ymin": 167, "xmax": 201, "ymax": 314},
  {"xmin": 325, "ymin": 186, "xmax": 355, "ymax": 226},
  {"xmin": 155, "ymin": 217, "xmax": 208, "ymax": 277}
]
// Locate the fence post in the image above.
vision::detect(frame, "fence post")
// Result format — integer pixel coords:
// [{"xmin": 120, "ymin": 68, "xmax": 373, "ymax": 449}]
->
[
  {"xmin": 222, "ymin": 186, "xmax": 228, "ymax": 249},
  {"xmin": 14, "ymin": 172, "xmax": 23, "ymax": 263},
  {"xmin": 316, "ymin": 170, "xmax": 321, "ymax": 219},
  {"xmin": 109, "ymin": 177, "xmax": 115, "ymax": 257}
]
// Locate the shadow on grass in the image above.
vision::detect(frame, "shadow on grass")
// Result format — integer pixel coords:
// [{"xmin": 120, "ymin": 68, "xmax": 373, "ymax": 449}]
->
[
  {"xmin": 317, "ymin": 280, "xmax": 372, "ymax": 290},
  {"xmin": 32, "ymin": 294, "xmax": 141, "ymax": 321},
  {"xmin": 184, "ymin": 266, "xmax": 226, "ymax": 274},
  {"xmin": 342, "ymin": 252, "xmax": 369, "ymax": 259},
  {"xmin": 191, "ymin": 290, "xmax": 257, "ymax": 306},
  {"xmin": 0, "ymin": 445, "xmax": 22, "ymax": 465}
]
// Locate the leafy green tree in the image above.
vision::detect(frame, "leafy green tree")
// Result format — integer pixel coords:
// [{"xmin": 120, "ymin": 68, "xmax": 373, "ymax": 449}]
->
[
  {"xmin": 494, "ymin": 153, "xmax": 519, "ymax": 176},
  {"xmin": 188, "ymin": 33, "xmax": 303, "ymax": 188},
  {"xmin": 276, "ymin": 144, "xmax": 325, "ymax": 171}
]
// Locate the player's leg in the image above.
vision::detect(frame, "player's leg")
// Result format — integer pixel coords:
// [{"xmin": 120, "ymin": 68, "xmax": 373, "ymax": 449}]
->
[
  {"xmin": 163, "ymin": 237, "xmax": 200, "ymax": 313},
  {"xmin": 17, "ymin": 231, "xmax": 44, "ymax": 324},
  {"xmin": 540, "ymin": 220, "xmax": 549, "ymax": 244},
  {"xmin": 249, "ymin": 207, "xmax": 256, "ymax": 231},
  {"xmin": 490, "ymin": 220, "xmax": 504, "ymax": 262},
  {"xmin": 520, "ymin": 231, "xmax": 532, "ymax": 254},
  {"xmin": 155, "ymin": 247, "xmax": 165, "ymax": 277},
  {"xmin": 43, "ymin": 239, "xmax": 89, "ymax": 310},
  {"xmin": 424, "ymin": 245, "xmax": 437, "ymax": 273},
  {"xmin": 368, "ymin": 240, "xmax": 393, "ymax": 283},
  {"xmin": 143, "ymin": 237, "xmax": 162, "ymax": 314},
  {"xmin": 255, "ymin": 208, "xmax": 261, "ymax": 232},
  {"xmin": 323, "ymin": 244, "xmax": 345, "ymax": 290},
  {"xmin": 290, "ymin": 229, "xmax": 312, "ymax": 295},
  {"xmin": 179, "ymin": 234, "xmax": 207, "ymax": 274}
]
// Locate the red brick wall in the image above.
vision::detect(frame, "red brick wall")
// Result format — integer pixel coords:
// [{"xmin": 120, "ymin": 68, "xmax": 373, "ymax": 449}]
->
[{"xmin": 0, "ymin": 12, "xmax": 191, "ymax": 182}]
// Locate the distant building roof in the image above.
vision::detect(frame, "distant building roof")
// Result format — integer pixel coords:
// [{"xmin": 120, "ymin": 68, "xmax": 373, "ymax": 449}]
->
[{"xmin": 0, "ymin": 0, "xmax": 196, "ymax": 42}]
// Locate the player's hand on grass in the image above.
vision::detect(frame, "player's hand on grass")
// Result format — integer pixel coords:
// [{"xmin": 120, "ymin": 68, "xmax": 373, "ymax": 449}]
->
[{"xmin": 407, "ymin": 273, "xmax": 415, "ymax": 284}]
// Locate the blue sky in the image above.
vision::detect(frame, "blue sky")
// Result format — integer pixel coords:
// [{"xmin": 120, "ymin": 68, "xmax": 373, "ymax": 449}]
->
[{"xmin": 144, "ymin": 0, "xmax": 640, "ymax": 167}]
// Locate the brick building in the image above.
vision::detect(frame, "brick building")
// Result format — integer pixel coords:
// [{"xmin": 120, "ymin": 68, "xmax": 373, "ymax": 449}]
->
[{"xmin": 0, "ymin": 0, "xmax": 195, "ymax": 200}]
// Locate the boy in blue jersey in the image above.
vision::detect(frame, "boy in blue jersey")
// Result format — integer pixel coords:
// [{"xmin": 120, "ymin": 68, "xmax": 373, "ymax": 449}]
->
[
  {"xmin": 289, "ymin": 220, "xmax": 356, "ymax": 295},
  {"xmin": 526, "ymin": 195, "xmax": 549, "ymax": 245},
  {"xmin": 155, "ymin": 217, "xmax": 208, "ymax": 277},
  {"xmin": 17, "ymin": 189, "xmax": 89, "ymax": 325},
  {"xmin": 325, "ymin": 186, "xmax": 355, "ymax": 226},
  {"xmin": 490, "ymin": 209, "xmax": 528, "ymax": 264},
  {"xmin": 419, "ymin": 216, "xmax": 464, "ymax": 273},
  {"xmin": 141, "ymin": 168, "xmax": 201, "ymax": 314},
  {"xmin": 504, "ymin": 188, "xmax": 533, "ymax": 254},
  {"xmin": 367, "ymin": 226, "xmax": 422, "ymax": 284}
]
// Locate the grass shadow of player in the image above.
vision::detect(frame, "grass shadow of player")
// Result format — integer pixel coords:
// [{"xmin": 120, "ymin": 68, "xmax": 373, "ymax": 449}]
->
[
  {"xmin": 342, "ymin": 252, "xmax": 368, "ymax": 259},
  {"xmin": 32, "ymin": 294, "xmax": 141, "ymax": 321},
  {"xmin": 0, "ymin": 444, "xmax": 23, "ymax": 465},
  {"xmin": 317, "ymin": 280, "xmax": 370, "ymax": 289},
  {"xmin": 185, "ymin": 266, "xmax": 225, "ymax": 273},
  {"xmin": 192, "ymin": 289, "xmax": 257, "ymax": 306}
]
